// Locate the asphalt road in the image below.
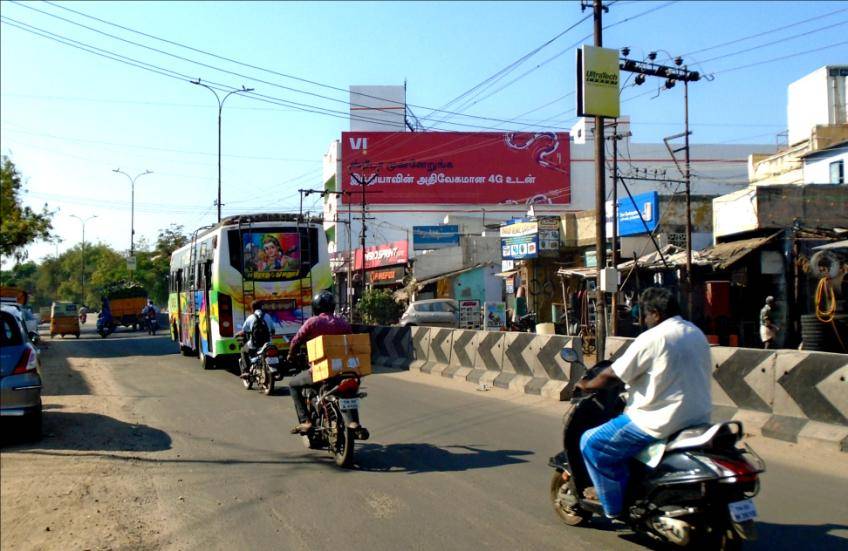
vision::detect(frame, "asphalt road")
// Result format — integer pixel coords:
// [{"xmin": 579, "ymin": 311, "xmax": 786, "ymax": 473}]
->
[{"xmin": 22, "ymin": 326, "xmax": 848, "ymax": 550}]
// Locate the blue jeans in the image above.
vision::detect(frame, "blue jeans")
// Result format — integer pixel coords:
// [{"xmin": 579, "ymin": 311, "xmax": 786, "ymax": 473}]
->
[{"xmin": 580, "ymin": 414, "xmax": 658, "ymax": 518}]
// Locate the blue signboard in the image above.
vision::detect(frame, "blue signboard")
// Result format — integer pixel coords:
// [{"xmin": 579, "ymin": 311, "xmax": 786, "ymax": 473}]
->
[
  {"xmin": 413, "ymin": 225, "xmax": 460, "ymax": 250},
  {"xmin": 618, "ymin": 191, "xmax": 659, "ymax": 237},
  {"xmin": 500, "ymin": 220, "xmax": 539, "ymax": 260}
]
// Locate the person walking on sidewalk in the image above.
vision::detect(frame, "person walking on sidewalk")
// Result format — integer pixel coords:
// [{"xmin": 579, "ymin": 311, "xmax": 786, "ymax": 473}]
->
[{"xmin": 759, "ymin": 296, "xmax": 779, "ymax": 349}]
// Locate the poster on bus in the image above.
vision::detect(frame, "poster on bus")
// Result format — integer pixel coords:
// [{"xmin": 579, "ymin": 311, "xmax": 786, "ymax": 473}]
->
[{"xmin": 243, "ymin": 232, "xmax": 300, "ymax": 280}]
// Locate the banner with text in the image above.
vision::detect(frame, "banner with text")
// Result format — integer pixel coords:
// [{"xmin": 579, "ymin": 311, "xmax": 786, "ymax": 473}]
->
[
  {"xmin": 342, "ymin": 131, "xmax": 570, "ymax": 204},
  {"xmin": 353, "ymin": 240, "xmax": 409, "ymax": 271}
]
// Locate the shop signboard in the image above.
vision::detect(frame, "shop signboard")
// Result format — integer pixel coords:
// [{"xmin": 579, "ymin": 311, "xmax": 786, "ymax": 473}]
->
[
  {"xmin": 500, "ymin": 220, "xmax": 539, "ymax": 260},
  {"xmin": 413, "ymin": 225, "xmax": 460, "ymax": 250},
  {"xmin": 537, "ymin": 216, "xmax": 561, "ymax": 256},
  {"xmin": 458, "ymin": 299, "xmax": 482, "ymax": 329},
  {"xmin": 576, "ymin": 45, "xmax": 620, "ymax": 118},
  {"xmin": 342, "ymin": 131, "xmax": 571, "ymax": 205},
  {"xmin": 484, "ymin": 302, "xmax": 506, "ymax": 331},
  {"xmin": 618, "ymin": 191, "xmax": 659, "ymax": 237},
  {"xmin": 366, "ymin": 265, "xmax": 406, "ymax": 286},
  {"xmin": 353, "ymin": 240, "xmax": 409, "ymax": 270}
]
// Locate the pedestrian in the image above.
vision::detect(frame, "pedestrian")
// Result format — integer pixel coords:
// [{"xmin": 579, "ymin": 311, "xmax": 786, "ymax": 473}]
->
[{"xmin": 759, "ymin": 296, "xmax": 779, "ymax": 349}]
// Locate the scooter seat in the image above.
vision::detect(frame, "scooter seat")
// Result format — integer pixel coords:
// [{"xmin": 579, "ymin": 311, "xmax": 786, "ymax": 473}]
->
[{"xmin": 666, "ymin": 421, "xmax": 742, "ymax": 452}]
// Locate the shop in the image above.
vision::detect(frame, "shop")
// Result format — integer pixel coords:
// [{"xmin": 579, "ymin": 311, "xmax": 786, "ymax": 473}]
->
[{"xmin": 333, "ymin": 240, "xmax": 411, "ymax": 306}]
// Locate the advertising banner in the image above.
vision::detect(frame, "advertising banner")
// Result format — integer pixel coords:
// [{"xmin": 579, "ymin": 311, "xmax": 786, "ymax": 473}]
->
[
  {"xmin": 459, "ymin": 300, "xmax": 482, "ymax": 329},
  {"xmin": 537, "ymin": 216, "xmax": 561, "ymax": 255},
  {"xmin": 577, "ymin": 45, "xmax": 621, "ymax": 118},
  {"xmin": 413, "ymin": 225, "xmax": 460, "ymax": 250},
  {"xmin": 353, "ymin": 240, "xmax": 409, "ymax": 271},
  {"xmin": 618, "ymin": 191, "xmax": 659, "ymax": 236},
  {"xmin": 484, "ymin": 302, "xmax": 507, "ymax": 331},
  {"xmin": 342, "ymin": 131, "xmax": 570, "ymax": 205},
  {"xmin": 243, "ymin": 232, "xmax": 301, "ymax": 281},
  {"xmin": 366, "ymin": 266, "xmax": 406, "ymax": 286},
  {"xmin": 500, "ymin": 220, "xmax": 539, "ymax": 260}
]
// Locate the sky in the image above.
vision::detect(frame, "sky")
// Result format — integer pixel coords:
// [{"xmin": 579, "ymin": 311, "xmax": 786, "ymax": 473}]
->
[{"xmin": 1, "ymin": 0, "xmax": 846, "ymax": 266}]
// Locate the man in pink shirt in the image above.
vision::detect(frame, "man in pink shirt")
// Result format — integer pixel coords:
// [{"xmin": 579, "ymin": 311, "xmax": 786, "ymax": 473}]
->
[{"xmin": 287, "ymin": 290, "xmax": 352, "ymax": 434}]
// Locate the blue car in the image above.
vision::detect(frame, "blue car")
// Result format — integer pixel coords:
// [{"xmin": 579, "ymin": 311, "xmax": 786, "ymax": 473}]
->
[{"xmin": 0, "ymin": 304, "xmax": 43, "ymax": 439}]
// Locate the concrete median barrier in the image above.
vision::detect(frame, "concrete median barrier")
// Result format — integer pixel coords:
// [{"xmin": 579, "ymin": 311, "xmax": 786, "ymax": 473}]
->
[{"xmin": 605, "ymin": 337, "xmax": 848, "ymax": 452}]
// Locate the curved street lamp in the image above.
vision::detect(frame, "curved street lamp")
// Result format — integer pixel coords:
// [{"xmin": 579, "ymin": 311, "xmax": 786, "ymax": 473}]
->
[
  {"xmin": 112, "ymin": 168, "xmax": 153, "ymax": 258},
  {"xmin": 69, "ymin": 214, "xmax": 97, "ymax": 306},
  {"xmin": 191, "ymin": 79, "xmax": 255, "ymax": 222}
]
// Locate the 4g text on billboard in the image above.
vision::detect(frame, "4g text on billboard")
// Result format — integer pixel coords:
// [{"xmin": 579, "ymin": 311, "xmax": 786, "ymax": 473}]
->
[{"xmin": 342, "ymin": 132, "xmax": 571, "ymax": 205}]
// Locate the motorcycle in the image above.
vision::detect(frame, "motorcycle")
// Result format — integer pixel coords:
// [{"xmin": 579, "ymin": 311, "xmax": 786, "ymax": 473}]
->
[
  {"xmin": 509, "ymin": 312, "xmax": 537, "ymax": 332},
  {"xmin": 300, "ymin": 372, "xmax": 370, "ymax": 468},
  {"xmin": 549, "ymin": 347, "xmax": 765, "ymax": 549},
  {"xmin": 240, "ymin": 341, "xmax": 283, "ymax": 396},
  {"xmin": 96, "ymin": 315, "xmax": 116, "ymax": 338},
  {"xmin": 144, "ymin": 315, "xmax": 159, "ymax": 335}
]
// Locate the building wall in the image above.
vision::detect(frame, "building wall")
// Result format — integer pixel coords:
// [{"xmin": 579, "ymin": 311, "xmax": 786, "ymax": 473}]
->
[
  {"xmin": 349, "ymin": 85, "xmax": 406, "ymax": 131},
  {"xmin": 787, "ymin": 66, "xmax": 848, "ymax": 146},
  {"xmin": 804, "ymin": 146, "xmax": 848, "ymax": 184}
]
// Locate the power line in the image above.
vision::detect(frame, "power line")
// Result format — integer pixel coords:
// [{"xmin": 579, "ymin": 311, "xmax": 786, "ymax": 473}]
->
[
  {"xmin": 716, "ymin": 39, "xmax": 848, "ymax": 74},
  {"xmin": 18, "ymin": 0, "xmax": 573, "ymax": 129},
  {"xmin": 682, "ymin": 6, "xmax": 848, "ymax": 57}
]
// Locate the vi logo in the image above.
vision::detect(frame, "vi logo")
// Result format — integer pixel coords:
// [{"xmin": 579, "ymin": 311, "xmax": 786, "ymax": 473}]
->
[{"xmin": 349, "ymin": 136, "xmax": 368, "ymax": 154}]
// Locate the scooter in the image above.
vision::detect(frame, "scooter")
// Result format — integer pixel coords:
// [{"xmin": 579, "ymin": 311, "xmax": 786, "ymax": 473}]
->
[
  {"xmin": 96, "ymin": 314, "xmax": 116, "ymax": 338},
  {"xmin": 549, "ymin": 347, "xmax": 765, "ymax": 549}
]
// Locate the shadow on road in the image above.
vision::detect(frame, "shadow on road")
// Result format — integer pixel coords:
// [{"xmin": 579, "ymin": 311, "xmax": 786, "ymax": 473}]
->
[
  {"xmin": 353, "ymin": 442, "xmax": 533, "ymax": 473},
  {"xmin": 1, "ymin": 411, "xmax": 172, "ymax": 452}
]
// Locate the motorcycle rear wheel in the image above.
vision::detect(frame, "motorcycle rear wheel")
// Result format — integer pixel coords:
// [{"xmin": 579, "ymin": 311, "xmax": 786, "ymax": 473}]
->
[
  {"xmin": 326, "ymin": 402, "xmax": 354, "ymax": 468},
  {"xmin": 549, "ymin": 472, "xmax": 589, "ymax": 526}
]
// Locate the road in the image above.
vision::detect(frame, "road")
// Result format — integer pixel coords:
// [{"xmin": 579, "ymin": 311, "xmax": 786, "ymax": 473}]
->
[{"xmin": 3, "ymin": 325, "xmax": 848, "ymax": 550}]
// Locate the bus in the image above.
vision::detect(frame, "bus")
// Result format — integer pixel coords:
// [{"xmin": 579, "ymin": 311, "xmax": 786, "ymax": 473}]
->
[{"xmin": 168, "ymin": 213, "xmax": 332, "ymax": 369}]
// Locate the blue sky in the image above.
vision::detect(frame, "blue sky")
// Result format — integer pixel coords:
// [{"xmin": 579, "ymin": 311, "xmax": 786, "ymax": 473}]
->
[{"xmin": 1, "ymin": 0, "xmax": 846, "ymax": 264}]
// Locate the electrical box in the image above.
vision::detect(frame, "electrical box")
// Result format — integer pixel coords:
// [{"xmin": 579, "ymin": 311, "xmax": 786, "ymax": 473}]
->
[{"xmin": 599, "ymin": 267, "xmax": 619, "ymax": 292}]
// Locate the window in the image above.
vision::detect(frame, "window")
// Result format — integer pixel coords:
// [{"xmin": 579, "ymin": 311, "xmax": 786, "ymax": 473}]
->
[
  {"xmin": 830, "ymin": 160, "xmax": 844, "ymax": 184},
  {"xmin": 0, "ymin": 313, "xmax": 23, "ymax": 346}
]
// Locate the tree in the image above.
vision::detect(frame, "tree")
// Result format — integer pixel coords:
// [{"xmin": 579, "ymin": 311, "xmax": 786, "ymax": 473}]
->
[
  {"xmin": 0, "ymin": 156, "xmax": 53, "ymax": 262},
  {"xmin": 356, "ymin": 289, "xmax": 403, "ymax": 325}
]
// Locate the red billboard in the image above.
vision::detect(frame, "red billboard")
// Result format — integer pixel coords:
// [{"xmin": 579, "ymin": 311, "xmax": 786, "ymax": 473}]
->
[
  {"xmin": 341, "ymin": 132, "xmax": 570, "ymax": 204},
  {"xmin": 353, "ymin": 240, "xmax": 409, "ymax": 270}
]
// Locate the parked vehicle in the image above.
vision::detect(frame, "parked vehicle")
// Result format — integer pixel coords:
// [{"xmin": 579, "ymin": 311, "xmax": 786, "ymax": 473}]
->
[
  {"xmin": 300, "ymin": 372, "xmax": 370, "ymax": 468},
  {"xmin": 0, "ymin": 304, "xmax": 43, "ymax": 439},
  {"xmin": 548, "ymin": 348, "xmax": 764, "ymax": 549},
  {"xmin": 50, "ymin": 301, "xmax": 80, "ymax": 338},
  {"xmin": 508, "ymin": 311, "xmax": 537, "ymax": 332},
  {"xmin": 398, "ymin": 299, "xmax": 458, "ymax": 328}
]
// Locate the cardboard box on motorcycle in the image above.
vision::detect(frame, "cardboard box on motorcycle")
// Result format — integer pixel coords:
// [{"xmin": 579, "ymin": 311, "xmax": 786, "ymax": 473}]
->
[{"xmin": 307, "ymin": 334, "xmax": 372, "ymax": 382}]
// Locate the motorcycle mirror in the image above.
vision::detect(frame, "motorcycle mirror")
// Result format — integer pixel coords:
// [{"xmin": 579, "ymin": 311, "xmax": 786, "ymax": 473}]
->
[{"xmin": 560, "ymin": 347, "xmax": 578, "ymax": 363}]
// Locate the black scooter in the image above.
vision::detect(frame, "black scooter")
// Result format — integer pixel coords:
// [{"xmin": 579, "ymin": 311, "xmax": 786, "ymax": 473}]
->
[{"xmin": 549, "ymin": 348, "xmax": 765, "ymax": 549}]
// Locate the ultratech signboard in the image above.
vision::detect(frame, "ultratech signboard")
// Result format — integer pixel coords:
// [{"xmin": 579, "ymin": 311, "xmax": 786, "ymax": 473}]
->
[
  {"xmin": 342, "ymin": 131, "xmax": 571, "ymax": 205},
  {"xmin": 500, "ymin": 220, "xmax": 539, "ymax": 260},
  {"xmin": 353, "ymin": 240, "xmax": 409, "ymax": 270},
  {"xmin": 576, "ymin": 45, "xmax": 620, "ymax": 118},
  {"xmin": 413, "ymin": 225, "xmax": 460, "ymax": 250},
  {"xmin": 366, "ymin": 266, "xmax": 406, "ymax": 286}
]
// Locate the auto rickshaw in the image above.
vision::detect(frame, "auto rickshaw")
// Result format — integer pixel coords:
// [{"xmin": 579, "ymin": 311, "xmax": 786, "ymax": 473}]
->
[{"xmin": 50, "ymin": 301, "xmax": 81, "ymax": 338}]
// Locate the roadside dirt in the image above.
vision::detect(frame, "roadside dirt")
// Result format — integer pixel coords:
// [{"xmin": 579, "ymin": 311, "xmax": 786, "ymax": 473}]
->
[{"xmin": 1, "ymin": 341, "xmax": 171, "ymax": 551}]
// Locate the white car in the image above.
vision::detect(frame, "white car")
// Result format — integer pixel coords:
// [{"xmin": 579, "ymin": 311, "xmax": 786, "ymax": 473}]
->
[{"xmin": 398, "ymin": 299, "xmax": 459, "ymax": 328}]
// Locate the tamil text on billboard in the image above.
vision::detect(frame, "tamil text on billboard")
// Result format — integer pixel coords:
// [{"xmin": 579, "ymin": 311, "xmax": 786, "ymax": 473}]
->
[
  {"xmin": 500, "ymin": 220, "xmax": 539, "ymax": 260},
  {"xmin": 342, "ymin": 132, "xmax": 570, "ymax": 204}
]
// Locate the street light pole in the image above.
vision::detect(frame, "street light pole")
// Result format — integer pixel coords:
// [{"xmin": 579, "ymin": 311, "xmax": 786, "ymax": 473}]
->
[
  {"xmin": 69, "ymin": 214, "xmax": 97, "ymax": 305},
  {"xmin": 190, "ymin": 80, "xmax": 255, "ymax": 222},
  {"xmin": 112, "ymin": 168, "xmax": 153, "ymax": 258}
]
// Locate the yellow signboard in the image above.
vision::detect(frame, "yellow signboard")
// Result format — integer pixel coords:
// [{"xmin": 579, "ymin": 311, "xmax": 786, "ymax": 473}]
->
[{"xmin": 577, "ymin": 45, "xmax": 620, "ymax": 118}]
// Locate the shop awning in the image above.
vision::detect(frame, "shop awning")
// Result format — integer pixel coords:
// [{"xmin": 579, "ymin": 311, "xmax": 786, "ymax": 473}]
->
[
  {"xmin": 617, "ymin": 232, "xmax": 782, "ymax": 271},
  {"xmin": 495, "ymin": 270, "xmax": 518, "ymax": 278},
  {"xmin": 813, "ymin": 240, "xmax": 848, "ymax": 251},
  {"xmin": 557, "ymin": 267, "xmax": 598, "ymax": 279}
]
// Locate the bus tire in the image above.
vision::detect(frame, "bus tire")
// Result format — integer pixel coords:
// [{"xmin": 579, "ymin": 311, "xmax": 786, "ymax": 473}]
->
[{"xmin": 200, "ymin": 353, "xmax": 215, "ymax": 370}]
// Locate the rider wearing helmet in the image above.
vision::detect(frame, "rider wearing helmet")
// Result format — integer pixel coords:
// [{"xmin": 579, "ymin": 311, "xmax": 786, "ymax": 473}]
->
[
  {"xmin": 238, "ymin": 300, "xmax": 275, "ymax": 379},
  {"xmin": 287, "ymin": 290, "xmax": 352, "ymax": 433}
]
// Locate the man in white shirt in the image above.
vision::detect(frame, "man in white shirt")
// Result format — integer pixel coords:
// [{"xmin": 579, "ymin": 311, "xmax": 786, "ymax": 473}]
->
[{"xmin": 574, "ymin": 287, "xmax": 712, "ymax": 519}]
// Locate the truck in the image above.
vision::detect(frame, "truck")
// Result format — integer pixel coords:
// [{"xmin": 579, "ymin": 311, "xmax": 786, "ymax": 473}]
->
[{"xmin": 105, "ymin": 283, "xmax": 149, "ymax": 331}]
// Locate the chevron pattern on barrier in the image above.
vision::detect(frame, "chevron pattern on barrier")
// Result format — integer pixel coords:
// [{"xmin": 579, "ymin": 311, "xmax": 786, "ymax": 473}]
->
[
  {"xmin": 409, "ymin": 326, "xmax": 431, "ymax": 370},
  {"xmin": 372, "ymin": 326, "xmax": 412, "ymax": 369},
  {"xmin": 421, "ymin": 328, "xmax": 453, "ymax": 374},
  {"xmin": 712, "ymin": 348, "xmax": 773, "ymax": 413},
  {"xmin": 774, "ymin": 351, "xmax": 848, "ymax": 426},
  {"xmin": 442, "ymin": 330, "xmax": 478, "ymax": 378}
]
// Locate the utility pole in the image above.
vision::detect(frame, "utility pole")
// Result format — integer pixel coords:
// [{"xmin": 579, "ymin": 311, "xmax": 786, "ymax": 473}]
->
[
  {"xmin": 619, "ymin": 52, "xmax": 700, "ymax": 320},
  {"xmin": 587, "ymin": 0, "xmax": 607, "ymax": 361},
  {"xmin": 112, "ymin": 168, "xmax": 153, "ymax": 260},
  {"xmin": 348, "ymin": 173, "xmax": 379, "ymax": 307},
  {"xmin": 610, "ymin": 119, "xmax": 619, "ymax": 337},
  {"xmin": 70, "ymin": 214, "xmax": 97, "ymax": 306},
  {"xmin": 191, "ymin": 80, "xmax": 255, "ymax": 222}
]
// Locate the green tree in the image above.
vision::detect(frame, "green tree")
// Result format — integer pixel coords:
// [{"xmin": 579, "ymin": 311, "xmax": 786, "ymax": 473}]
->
[
  {"xmin": 356, "ymin": 289, "xmax": 403, "ymax": 325},
  {"xmin": 0, "ymin": 156, "xmax": 53, "ymax": 262}
]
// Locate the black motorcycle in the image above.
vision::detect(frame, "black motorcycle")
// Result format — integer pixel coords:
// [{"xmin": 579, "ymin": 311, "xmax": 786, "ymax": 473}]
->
[
  {"xmin": 549, "ymin": 348, "xmax": 764, "ymax": 549},
  {"xmin": 240, "ymin": 342, "xmax": 281, "ymax": 396},
  {"xmin": 300, "ymin": 372, "xmax": 370, "ymax": 468},
  {"xmin": 509, "ymin": 312, "xmax": 537, "ymax": 332},
  {"xmin": 96, "ymin": 315, "xmax": 116, "ymax": 338},
  {"xmin": 144, "ymin": 315, "xmax": 159, "ymax": 335}
]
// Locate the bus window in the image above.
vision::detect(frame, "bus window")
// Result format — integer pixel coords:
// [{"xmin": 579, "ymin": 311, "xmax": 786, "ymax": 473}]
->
[{"xmin": 227, "ymin": 227, "xmax": 318, "ymax": 281}]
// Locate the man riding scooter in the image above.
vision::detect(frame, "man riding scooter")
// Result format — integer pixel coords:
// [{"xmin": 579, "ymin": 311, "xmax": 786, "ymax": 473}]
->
[
  {"xmin": 286, "ymin": 290, "xmax": 354, "ymax": 434},
  {"xmin": 237, "ymin": 300, "xmax": 274, "ymax": 379},
  {"xmin": 573, "ymin": 287, "xmax": 712, "ymax": 520}
]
